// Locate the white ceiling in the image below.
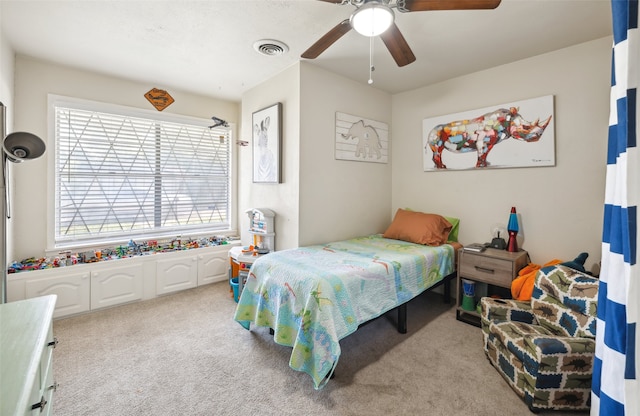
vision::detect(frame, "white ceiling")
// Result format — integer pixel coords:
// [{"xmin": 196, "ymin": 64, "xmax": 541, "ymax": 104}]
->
[{"xmin": 0, "ymin": 0, "xmax": 612, "ymax": 102}]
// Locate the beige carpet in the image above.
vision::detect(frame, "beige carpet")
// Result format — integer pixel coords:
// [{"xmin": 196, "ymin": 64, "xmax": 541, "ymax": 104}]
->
[{"xmin": 51, "ymin": 281, "xmax": 587, "ymax": 416}]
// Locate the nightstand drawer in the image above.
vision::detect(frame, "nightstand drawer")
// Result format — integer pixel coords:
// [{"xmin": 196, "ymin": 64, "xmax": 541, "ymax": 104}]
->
[{"xmin": 459, "ymin": 253, "xmax": 514, "ymax": 286}]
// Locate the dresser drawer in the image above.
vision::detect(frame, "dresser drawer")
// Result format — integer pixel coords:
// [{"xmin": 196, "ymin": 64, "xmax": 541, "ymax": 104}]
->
[
  {"xmin": 29, "ymin": 360, "xmax": 55, "ymax": 416},
  {"xmin": 39, "ymin": 362, "xmax": 55, "ymax": 416},
  {"xmin": 459, "ymin": 252, "xmax": 514, "ymax": 286},
  {"xmin": 29, "ymin": 317, "xmax": 56, "ymax": 415},
  {"xmin": 39, "ymin": 326, "xmax": 56, "ymax": 396}
]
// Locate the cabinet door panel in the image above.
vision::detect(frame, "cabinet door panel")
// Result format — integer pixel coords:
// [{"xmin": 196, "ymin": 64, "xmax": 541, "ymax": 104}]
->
[
  {"xmin": 198, "ymin": 252, "xmax": 229, "ymax": 285},
  {"xmin": 25, "ymin": 273, "xmax": 90, "ymax": 318},
  {"xmin": 91, "ymin": 264, "xmax": 143, "ymax": 310},
  {"xmin": 156, "ymin": 256, "xmax": 197, "ymax": 295}
]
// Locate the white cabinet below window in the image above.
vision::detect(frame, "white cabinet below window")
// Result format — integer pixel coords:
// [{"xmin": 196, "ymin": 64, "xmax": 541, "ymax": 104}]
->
[
  {"xmin": 16, "ymin": 262, "xmax": 142, "ymax": 318},
  {"xmin": 155, "ymin": 245, "xmax": 232, "ymax": 295},
  {"xmin": 7, "ymin": 243, "xmax": 238, "ymax": 318}
]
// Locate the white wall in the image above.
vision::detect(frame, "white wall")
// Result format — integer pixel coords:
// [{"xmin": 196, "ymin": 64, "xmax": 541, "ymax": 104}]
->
[
  {"xmin": 0, "ymin": 16, "xmax": 16, "ymax": 263},
  {"xmin": 7, "ymin": 37, "xmax": 614, "ymax": 273},
  {"xmin": 391, "ymin": 37, "xmax": 612, "ymax": 273},
  {"xmin": 11, "ymin": 56, "xmax": 240, "ymax": 261},
  {"xmin": 239, "ymin": 62, "xmax": 392, "ymax": 251},
  {"xmin": 298, "ymin": 62, "xmax": 392, "ymax": 246},
  {"xmin": 240, "ymin": 63, "xmax": 301, "ymax": 251},
  {"xmin": 0, "ymin": 12, "xmax": 14, "ymax": 114}
]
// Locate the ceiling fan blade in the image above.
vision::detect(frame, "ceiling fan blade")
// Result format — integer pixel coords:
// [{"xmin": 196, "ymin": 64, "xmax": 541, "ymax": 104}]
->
[
  {"xmin": 380, "ymin": 23, "xmax": 416, "ymax": 67},
  {"xmin": 301, "ymin": 19, "xmax": 352, "ymax": 59},
  {"xmin": 401, "ymin": 0, "xmax": 501, "ymax": 12},
  {"xmin": 316, "ymin": 0, "xmax": 345, "ymax": 3}
]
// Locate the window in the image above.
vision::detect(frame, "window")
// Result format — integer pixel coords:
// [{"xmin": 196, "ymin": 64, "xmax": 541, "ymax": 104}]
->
[{"xmin": 52, "ymin": 97, "xmax": 232, "ymax": 247}]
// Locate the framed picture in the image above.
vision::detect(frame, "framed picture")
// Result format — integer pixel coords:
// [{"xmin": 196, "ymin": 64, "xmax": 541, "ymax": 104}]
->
[
  {"xmin": 335, "ymin": 112, "xmax": 388, "ymax": 163},
  {"xmin": 252, "ymin": 102, "xmax": 282, "ymax": 183},
  {"xmin": 423, "ymin": 95, "xmax": 555, "ymax": 171}
]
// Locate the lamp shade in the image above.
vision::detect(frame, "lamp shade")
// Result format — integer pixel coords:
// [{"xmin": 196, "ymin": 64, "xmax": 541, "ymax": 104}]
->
[
  {"xmin": 3, "ymin": 131, "xmax": 46, "ymax": 163},
  {"xmin": 350, "ymin": 3, "xmax": 394, "ymax": 37}
]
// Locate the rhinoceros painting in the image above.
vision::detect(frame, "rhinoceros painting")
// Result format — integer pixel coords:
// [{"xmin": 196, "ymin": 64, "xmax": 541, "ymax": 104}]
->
[{"xmin": 423, "ymin": 95, "xmax": 555, "ymax": 171}]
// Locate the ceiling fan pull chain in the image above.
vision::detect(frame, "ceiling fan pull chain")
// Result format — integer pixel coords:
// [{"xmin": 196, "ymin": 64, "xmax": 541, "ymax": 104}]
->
[{"xmin": 368, "ymin": 36, "xmax": 374, "ymax": 85}]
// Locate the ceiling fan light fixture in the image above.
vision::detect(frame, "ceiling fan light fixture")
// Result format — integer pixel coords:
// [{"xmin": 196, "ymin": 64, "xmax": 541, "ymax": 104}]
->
[{"xmin": 350, "ymin": 2, "xmax": 394, "ymax": 37}]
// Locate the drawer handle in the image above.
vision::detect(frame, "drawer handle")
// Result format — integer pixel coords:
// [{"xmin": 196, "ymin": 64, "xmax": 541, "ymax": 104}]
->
[
  {"xmin": 31, "ymin": 396, "xmax": 47, "ymax": 412},
  {"xmin": 48, "ymin": 337, "xmax": 59, "ymax": 348},
  {"xmin": 474, "ymin": 266, "xmax": 495, "ymax": 274}
]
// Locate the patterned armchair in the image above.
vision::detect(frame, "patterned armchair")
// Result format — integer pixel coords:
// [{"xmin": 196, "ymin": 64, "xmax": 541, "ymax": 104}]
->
[{"xmin": 480, "ymin": 264, "xmax": 598, "ymax": 412}]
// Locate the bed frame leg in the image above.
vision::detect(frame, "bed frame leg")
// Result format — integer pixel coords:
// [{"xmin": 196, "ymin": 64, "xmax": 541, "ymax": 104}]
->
[
  {"xmin": 444, "ymin": 279, "xmax": 451, "ymax": 304},
  {"xmin": 397, "ymin": 304, "xmax": 407, "ymax": 334}
]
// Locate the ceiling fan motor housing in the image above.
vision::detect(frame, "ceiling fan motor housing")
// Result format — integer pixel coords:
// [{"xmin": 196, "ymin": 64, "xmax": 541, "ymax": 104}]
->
[{"xmin": 350, "ymin": 1, "xmax": 395, "ymax": 37}]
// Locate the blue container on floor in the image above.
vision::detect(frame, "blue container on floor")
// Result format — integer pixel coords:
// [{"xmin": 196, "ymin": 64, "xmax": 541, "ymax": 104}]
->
[{"xmin": 230, "ymin": 277, "xmax": 239, "ymax": 302}]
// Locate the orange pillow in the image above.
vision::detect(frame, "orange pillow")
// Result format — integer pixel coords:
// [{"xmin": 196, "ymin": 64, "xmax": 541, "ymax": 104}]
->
[{"xmin": 383, "ymin": 209, "xmax": 452, "ymax": 246}]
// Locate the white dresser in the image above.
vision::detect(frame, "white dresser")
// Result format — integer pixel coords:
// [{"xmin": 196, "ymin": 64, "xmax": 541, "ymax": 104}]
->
[{"xmin": 0, "ymin": 295, "xmax": 57, "ymax": 415}]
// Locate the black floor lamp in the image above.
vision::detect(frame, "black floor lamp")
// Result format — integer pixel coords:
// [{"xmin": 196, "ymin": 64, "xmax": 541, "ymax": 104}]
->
[{"xmin": 0, "ymin": 102, "xmax": 46, "ymax": 303}]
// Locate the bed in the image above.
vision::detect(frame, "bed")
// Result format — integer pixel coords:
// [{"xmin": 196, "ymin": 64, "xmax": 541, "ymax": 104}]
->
[{"xmin": 233, "ymin": 210, "xmax": 461, "ymax": 389}]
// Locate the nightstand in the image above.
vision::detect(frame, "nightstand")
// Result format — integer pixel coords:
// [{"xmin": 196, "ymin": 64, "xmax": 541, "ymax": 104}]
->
[{"xmin": 456, "ymin": 247, "xmax": 529, "ymax": 326}]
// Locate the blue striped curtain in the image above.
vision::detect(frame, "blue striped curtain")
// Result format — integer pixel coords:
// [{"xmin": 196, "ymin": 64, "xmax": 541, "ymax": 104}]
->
[{"xmin": 592, "ymin": 1, "xmax": 639, "ymax": 415}]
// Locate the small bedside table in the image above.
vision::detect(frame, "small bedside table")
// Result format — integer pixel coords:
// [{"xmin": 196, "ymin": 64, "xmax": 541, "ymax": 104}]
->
[{"xmin": 456, "ymin": 247, "xmax": 529, "ymax": 326}]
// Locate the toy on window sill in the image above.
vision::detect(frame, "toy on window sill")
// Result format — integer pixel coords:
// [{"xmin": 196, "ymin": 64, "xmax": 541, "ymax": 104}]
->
[
  {"xmin": 80, "ymin": 250, "xmax": 98, "ymax": 263},
  {"xmin": 7, "ymin": 234, "xmax": 234, "ymax": 273}
]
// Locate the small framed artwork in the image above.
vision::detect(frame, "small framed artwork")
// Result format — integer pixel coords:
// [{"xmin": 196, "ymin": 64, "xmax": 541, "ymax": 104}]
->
[{"xmin": 252, "ymin": 102, "xmax": 282, "ymax": 183}]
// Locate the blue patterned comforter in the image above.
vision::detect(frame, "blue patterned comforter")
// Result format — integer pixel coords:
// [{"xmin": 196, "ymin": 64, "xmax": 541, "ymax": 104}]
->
[{"xmin": 233, "ymin": 235, "xmax": 456, "ymax": 389}]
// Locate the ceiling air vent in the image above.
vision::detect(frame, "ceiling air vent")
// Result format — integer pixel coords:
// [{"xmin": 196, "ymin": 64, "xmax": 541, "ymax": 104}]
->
[{"xmin": 253, "ymin": 39, "xmax": 289, "ymax": 57}]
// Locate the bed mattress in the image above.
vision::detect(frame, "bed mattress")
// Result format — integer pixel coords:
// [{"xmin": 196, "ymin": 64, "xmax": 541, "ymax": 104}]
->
[{"xmin": 233, "ymin": 234, "xmax": 456, "ymax": 388}]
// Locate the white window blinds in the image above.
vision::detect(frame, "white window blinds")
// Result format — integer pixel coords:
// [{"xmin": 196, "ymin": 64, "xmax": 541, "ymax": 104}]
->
[{"xmin": 54, "ymin": 102, "xmax": 231, "ymax": 246}]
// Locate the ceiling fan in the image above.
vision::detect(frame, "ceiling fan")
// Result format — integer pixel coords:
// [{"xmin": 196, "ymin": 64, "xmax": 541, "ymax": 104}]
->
[{"xmin": 301, "ymin": 0, "xmax": 502, "ymax": 67}]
